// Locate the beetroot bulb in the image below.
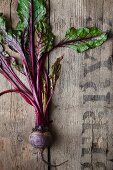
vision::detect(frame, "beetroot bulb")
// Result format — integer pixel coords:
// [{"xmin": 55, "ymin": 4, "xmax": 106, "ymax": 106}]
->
[
  {"xmin": 0, "ymin": 0, "xmax": 108, "ymax": 167},
  {"xmin": 29, "ymin": 130, "xmax": 52, "ymax": 149},
  {"xmin": 29, "ymin": 128, "xmax": 68, "ymax": 167}
]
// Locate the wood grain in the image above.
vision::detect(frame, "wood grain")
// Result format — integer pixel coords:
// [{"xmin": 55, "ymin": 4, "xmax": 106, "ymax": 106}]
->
[{"xmin": 49, "ymin": 0, "xmax": 113, "ymax": 170}]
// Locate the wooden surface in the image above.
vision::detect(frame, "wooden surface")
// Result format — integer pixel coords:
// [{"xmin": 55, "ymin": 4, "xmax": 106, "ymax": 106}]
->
[{"xmin": 0, "ymin": 0, "xmax": 113, "ymax": 170}]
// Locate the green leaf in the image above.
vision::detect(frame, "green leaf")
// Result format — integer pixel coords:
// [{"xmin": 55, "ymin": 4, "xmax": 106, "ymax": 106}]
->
[
  {"xmin": 36, "ymin": 19, "xmax": 55, "ymax": 52},
  {"xmin": 0, "ymin": 13, "xmax": 7, "ymax": 42},
  {"xmin": 65, "ymin": 27, "xmax": 103, "ymax": 40},
  {"xmin": 65, "ymin": 27, "xmax": 107, "ymax": 53},
  {"xmin": 33, "ymin": 0, "xmax": 46, "ymax": 22},
  {"xmin": 0, "ymin": 13, "xmax": 6, "ymax": 32},
  {"xmin": 16, "ymin": 0, "xmax": 46, "ymax": 30},
  {"xmin": 0, "ymin": 13, "xmax": 21, "ymax": 44},
  {"xmin": 16, "ymin": 0, "xmax": 54, "ymax": 53},
  {"xmin": 16, "ymin": 21, "xmax": 24, "ymax": 32},
  {"xmin": 68, "ymin": 33, "xmax": 107, "ymax": 53},
  {"xmin": 0, "ymin": 14, "xmax": 16, "ymax": 44},
  {"xmin": 49, "ymin": 56, "xmax": 63, "ymax": 89},
  {"xmin": 17, "ymin": 0, "xmax": 30, "ymax": 29},
  {"xmin": 11, "ymin": 58, "xmax": 24, "ymax": 74}
]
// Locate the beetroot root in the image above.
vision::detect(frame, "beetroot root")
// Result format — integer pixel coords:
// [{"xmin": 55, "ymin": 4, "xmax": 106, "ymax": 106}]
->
[
  {"xmin": 29, "ymin": 131, "xmax": 52, "ymax": 149},
  {"xmin": 29, "ymin": 130, "xmax": 68, "ymax": 167}
]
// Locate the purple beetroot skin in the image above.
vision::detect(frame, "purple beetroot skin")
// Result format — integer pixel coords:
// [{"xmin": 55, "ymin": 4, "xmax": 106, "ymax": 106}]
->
[{"xmin": 29, "ymin": 131, "xmax": 52, "ymax": 149}]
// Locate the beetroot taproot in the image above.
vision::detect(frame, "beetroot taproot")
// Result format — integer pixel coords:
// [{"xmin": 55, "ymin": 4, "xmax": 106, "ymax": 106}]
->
[{"xmin": 29, "ymin": 131, "xmax": 52, "ymax": 149}]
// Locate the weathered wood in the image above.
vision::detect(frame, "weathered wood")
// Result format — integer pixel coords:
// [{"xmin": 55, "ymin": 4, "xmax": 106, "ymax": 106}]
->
[
  {"xmin": 49, "ymin": 0, "xmax": 85, "ymax": 169},
  {"xmin": 49, "ymin": 0, "xmax": 113, "ymax": 170},
  {"xmin": 0, "ymin": 1, "xmax": 47, "ymax": 170}
]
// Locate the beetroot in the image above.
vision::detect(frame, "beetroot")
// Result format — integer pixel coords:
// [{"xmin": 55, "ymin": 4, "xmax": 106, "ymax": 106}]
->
[
  {"xmin": 29, "ymin": 131, "xmax": 52, "ymax": 149},
  {"xmin": 29, "ymin": 130, "xmax": 68, "ymax": 167}
]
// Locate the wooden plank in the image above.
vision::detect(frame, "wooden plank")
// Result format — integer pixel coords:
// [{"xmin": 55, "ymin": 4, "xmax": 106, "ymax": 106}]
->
[
  {"xmin": 49, "ymin": 0, "xmax": 113, "ymax": 170},
  {"xmin": 102, "ymin": 1, "xmax": 113, "ymax": 170},
  {"xmin": 49, "ymin": 0, "xmax": 84, "ymax": 169},
  {"xmin": 0, "ymin": 1, "xmax": 47, "ymax": 170}
]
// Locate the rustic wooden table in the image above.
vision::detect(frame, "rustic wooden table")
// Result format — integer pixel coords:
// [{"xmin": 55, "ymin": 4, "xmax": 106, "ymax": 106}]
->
[{"xmin": 0, "ymin": 0, "xmax": 113, "ymax": 170}]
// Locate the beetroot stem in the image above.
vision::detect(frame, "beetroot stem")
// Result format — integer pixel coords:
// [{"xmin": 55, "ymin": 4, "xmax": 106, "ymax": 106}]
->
[
  {"xmin": 0, "ymin": 56, "xmax": 32, "ymax": 96},
  {"xmin": 0, "ymin": 68, "xmax": 43, "ymax": 116},
  {"xmin": 0, "ymin": 88, "xmax": 34, "ymax": 106},
  {"xmin": 0, "ymin": 89, "xmax": 19, "ymax": 96},
  {"xmin": 0, "ymin": 69, "xmax": 38, "ymax": 108}
]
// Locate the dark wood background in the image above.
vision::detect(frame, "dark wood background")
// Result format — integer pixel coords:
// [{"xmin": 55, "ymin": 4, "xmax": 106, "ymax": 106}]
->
[{"xmin": 0, "ymin": 0, "xmax": 113, "ymax": 169}]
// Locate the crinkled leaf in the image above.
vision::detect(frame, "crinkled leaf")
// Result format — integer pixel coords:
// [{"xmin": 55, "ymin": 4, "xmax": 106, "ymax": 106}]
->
[
  {"xmin": 33, "ymin": 0, "xmax": 46, "ymax": 22},
  {"xmin": 49, "ymin": 56, "xmax": 63, "ymax": 88},
  {"xmin": 4, "ymin": 34, "xmax": 22, "ymax": 53},
  {"xmin": 36, "ymin": 19, "xmax": 55, "ymax": 53},
  {"xmin": 0, "ymin": 13, "xmax": 7, "ymax": 42},
  {"xmin": 0, "ymin": 48, "xmax": 12, "ymax": 67},
  {"xmin": 0, "ymin": 14, "xmax": 21, "ymax": 49},
  {"xmin": 65, "ymin": 27, "xmax": 107, "ymax": 53},
  {"xmin": 68, "ymin": 33, "xmax": 107, "ymax": 53},
  {"xmin": 16, "ymin": 0, "xmax": 54, "ymax": 53},
  {"xmin": 17, "ymin": 0, "xmax": 30, "ymax": 29},
  {"xmin": 0, "ymin": 44, "xmax": 24, "ymax": 74},
  {"xmin": 16, "ymin": 0, "xmax": 46, "ymax": 30},
  {"xmin": 16, "ymin": 21, "xmax": 24, "ymax": 31},
  {"xmin": 0, "ymin": 13, "xmax": 6, "ymax": 32},
  {"xmin": 0, "ymin": 44, "xmax": 16, "ymax": 67},
  {"xmin": 13, "ymin": 21, "xmax": 24, "ymax": 40},
  {"xmin": 0, "ymin": 14, "xmax": 15, "ymax": 40},
  {"xmin": 11, "ymin": 58, "xmax": 24, "ymax": 74},
  {"xmin": 65, "ymin": 27, "xmax": 103, "ymax": 40}
]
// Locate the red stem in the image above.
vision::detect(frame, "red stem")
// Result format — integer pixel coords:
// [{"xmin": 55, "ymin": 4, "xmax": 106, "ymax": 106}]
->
[
  {"xmin": 0, "ymin": 68, "xmax": 22, "ymax": 90},
  {"xmin": 28, "ymin": 0, "xmax": 44, "ymax": 123},
  {"xmin": 0, "ymin": 68, "xmax": 32, "ymax": 100},
  {"xmin": 0, "ymin": 88, "xmax": 33, "ymax": 106},
  {"xmin": 21, "ymin": 28, "xmax": 35, "ymax": 92},
  {"xmin": 0, "ymin": 89, "xmax": 19, "ymax": 96},
  {"xmin": 0, "ymin": 56, "xmax": 32, "ymax": 96},
  {"xmin": 0, "ymin": 69, "xmax": 43, "ymax": 116}
]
